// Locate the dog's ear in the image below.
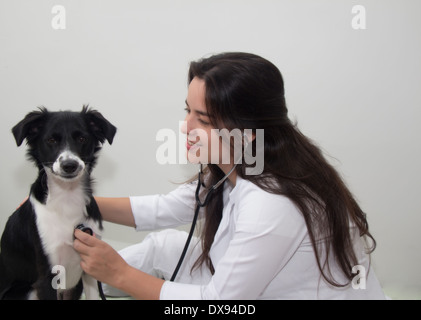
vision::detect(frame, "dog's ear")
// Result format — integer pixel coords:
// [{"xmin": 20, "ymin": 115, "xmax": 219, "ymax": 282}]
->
[
  {"xmin": 82, "ymin": 106, "xmax": 117, "ymax": 145},
  {"xmin": 12, "ymin": 108, "xmax": 48, "ymax": 147}
]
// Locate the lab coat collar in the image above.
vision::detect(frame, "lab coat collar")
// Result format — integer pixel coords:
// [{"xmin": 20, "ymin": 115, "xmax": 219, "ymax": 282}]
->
[{"xmin": 226, "ymin": 174, "xmax": 244, "ymax": 201}]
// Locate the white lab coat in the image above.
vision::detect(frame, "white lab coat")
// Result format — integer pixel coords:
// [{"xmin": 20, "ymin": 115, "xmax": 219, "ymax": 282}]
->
[{"xmin": 117, "ymin": 176, "xmax": 385, "ymax": 299}]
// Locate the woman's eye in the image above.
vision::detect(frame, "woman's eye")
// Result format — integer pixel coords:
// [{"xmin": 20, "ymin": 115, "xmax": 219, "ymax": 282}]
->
[
  {"xmin": 198, "ymin": 119, "xmax": 210, "ymax": 126},
  {"xmin": 184, "ymin": 106, "xmax": 209, "ymax": 125}
]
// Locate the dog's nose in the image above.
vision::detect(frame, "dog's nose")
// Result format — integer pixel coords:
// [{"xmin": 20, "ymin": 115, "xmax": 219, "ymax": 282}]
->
[{"xmin": 61, "ymin": 160, "xmax": 79, "ymax": 174}]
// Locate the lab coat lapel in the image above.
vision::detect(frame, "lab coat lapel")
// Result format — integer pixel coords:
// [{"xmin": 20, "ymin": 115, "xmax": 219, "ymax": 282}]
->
[{"xmin": 209, "ymin": 179, "xmax": 241, "ymax": 268}]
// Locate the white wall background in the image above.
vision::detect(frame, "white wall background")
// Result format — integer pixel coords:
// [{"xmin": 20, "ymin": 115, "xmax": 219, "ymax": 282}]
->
[{"xmin": 0, "ymin": 0, "xmax": 420, "ymax": 299}]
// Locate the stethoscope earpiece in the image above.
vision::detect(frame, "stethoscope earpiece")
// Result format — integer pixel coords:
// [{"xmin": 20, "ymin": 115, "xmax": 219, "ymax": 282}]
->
[{"xmin": 243, "ymin": 131, "xmax": 251, "ymax": 149}]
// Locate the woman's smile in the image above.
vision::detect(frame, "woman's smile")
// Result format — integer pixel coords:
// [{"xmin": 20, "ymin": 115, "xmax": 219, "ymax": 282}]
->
[{"xmin": 186, "ymin": 139, "xmax": 202, "ymax": 151}]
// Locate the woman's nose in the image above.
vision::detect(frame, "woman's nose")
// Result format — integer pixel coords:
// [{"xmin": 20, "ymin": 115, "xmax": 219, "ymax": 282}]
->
[
  {"xmin": 180, "ymin": 119, "xmax": 188, "ymax": 135},
  {"xmin": 181, "ymin": 113, "xmax": 195, "ymax": 135}
]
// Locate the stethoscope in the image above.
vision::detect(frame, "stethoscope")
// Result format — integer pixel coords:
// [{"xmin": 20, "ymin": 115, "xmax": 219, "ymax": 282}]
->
[
  {"xmin": 170, "ymin": 163, "xmax": 238, "ymax": 281},
  {"xmin": 87, "ymin": 163, "xmax": 237, "ymax": 298},
  {"xmin": 79, "ymin": 133, "xmax": 247, "ymax": 298},
  {"xmin": 170, "ymin": 132, "xmax": 251, "ymax": 281}
]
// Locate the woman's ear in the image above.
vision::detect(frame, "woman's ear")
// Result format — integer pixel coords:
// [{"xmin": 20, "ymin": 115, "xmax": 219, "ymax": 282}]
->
[{"xmin": 243, "ymin": 129, "xmax": 255, "ymax": 148}]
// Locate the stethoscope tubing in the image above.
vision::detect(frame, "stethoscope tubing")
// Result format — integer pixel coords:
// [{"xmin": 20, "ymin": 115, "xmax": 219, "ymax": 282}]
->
[{"xmin": 170, "ymin": 163, "xmax": 237, "ymax": 281}]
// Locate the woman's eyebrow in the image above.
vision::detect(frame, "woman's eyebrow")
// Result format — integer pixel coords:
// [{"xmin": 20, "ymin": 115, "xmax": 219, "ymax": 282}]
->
[{"xmin": 185, "ymin": 100, "xmax": 211, "ymax": 117}]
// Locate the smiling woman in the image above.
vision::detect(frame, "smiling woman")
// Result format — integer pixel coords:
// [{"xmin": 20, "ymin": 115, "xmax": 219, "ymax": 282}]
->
[{"xmin": 83, "ymin": 52, "xmax": 386, "ymax": 300}]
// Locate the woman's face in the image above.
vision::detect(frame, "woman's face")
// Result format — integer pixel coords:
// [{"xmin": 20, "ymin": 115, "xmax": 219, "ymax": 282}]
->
[{"xmin": 181, "ymin": 77, "xmax": 231, "ymax": 167}]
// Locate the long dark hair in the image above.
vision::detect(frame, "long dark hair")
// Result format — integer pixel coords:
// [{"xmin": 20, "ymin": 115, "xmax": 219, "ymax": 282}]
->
[{"xmin": 188, "ymin": 52, "xmax": 376, "ymax": 286}]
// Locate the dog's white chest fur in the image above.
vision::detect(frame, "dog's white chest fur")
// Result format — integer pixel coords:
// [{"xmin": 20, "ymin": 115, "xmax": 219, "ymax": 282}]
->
[{"xmin": 30, "ymin": 175, "xmax": 99, "ymax": 289}]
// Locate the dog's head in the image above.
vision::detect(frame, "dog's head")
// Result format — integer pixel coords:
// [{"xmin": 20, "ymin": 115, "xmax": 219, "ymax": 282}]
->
[{"xmin": 12, "ymin": 105, "xmax": 117, "ymax": 181}]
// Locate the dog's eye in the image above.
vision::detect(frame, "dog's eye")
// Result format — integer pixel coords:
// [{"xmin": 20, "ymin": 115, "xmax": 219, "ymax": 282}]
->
[
  {"xmin": 47, "ymin": 138, "xmax": 57, "ymax": 145},
  {"xmin": 78, "ymin": 136, "xmax": 87, "ymax": 144}
]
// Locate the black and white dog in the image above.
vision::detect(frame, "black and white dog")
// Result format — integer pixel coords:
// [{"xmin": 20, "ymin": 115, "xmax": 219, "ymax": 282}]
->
[{"xmin": 0, "ymin": 106, "xmax": 116, "ymax": 300}]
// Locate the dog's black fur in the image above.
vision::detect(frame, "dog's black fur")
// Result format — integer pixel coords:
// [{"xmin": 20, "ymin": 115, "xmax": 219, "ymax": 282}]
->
[{"xmin": 0, "ymin": 106, "xmax": 116, "ymax": 299}]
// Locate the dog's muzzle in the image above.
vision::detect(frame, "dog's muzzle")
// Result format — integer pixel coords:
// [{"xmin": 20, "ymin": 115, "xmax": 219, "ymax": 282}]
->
[{"xmin": 52, "ymin": 151, "xmax": 85, "ymax": 179}]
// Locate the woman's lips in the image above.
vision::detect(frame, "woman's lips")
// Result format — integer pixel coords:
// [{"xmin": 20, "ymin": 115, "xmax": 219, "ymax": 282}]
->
[{"xmin": 186, "ymin": 140, "xmax": 200, "ymax": 151}]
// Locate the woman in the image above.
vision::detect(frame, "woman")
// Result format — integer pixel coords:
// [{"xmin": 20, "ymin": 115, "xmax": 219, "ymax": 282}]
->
[{"xmin": 73, "ymin": 52, "xmax": 385, "ymax": 299}]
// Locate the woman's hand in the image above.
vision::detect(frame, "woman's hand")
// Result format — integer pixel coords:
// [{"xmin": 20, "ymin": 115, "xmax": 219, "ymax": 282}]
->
[
  {"xmin": 73, "ymin": 229, "xmax": 129, "ymax": 288},
  {"xmin": 17, "ymin": 196, "xmax": 29, "ymax": 209},
  {"xmin": 73, "ymin": 229, "xmax": 164, "ymax": 299}
]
